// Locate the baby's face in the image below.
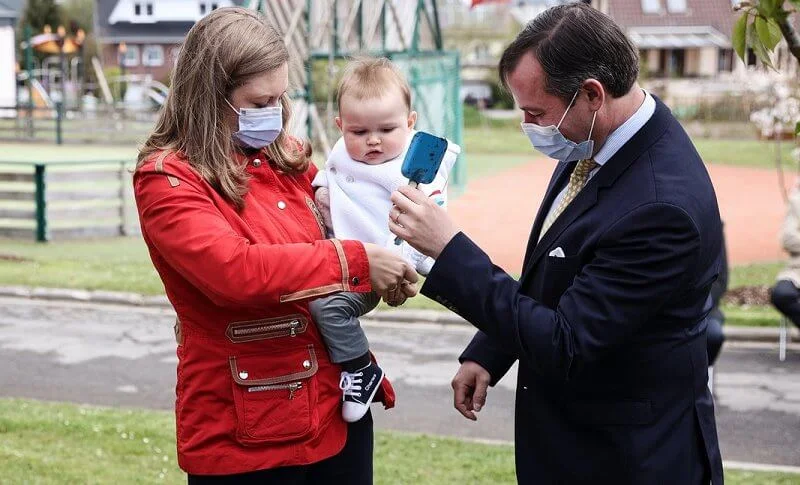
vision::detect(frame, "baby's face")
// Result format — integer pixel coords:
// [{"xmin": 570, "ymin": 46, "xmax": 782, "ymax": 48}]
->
[{"xmin": 336, "ymin": 90, "xmax": 417, "ymax": 165}]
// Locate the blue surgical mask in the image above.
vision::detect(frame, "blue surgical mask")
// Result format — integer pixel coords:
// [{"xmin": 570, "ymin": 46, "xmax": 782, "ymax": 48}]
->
[
  {"xmin": 521, "ymin": 90, "xmax": 597, "ymax": 162},
  {"xmin": 226, "ymin": 99, "xmax": 282, "ymax": 149}
]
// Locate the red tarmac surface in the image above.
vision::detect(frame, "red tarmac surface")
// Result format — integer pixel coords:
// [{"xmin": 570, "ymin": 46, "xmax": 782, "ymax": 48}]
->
[{"xmin": 449, "ymin": 159, "xmax": 793, "ymax": 272}]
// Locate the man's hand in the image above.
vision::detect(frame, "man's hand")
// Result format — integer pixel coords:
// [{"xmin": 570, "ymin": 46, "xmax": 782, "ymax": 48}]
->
[
  {"xmin": 452, "ymin": 360, "xmax": 491, "ymax": 421},
  {"xmin": 389, "ymin": 186, "xmax": 459, "ymax": 259}
]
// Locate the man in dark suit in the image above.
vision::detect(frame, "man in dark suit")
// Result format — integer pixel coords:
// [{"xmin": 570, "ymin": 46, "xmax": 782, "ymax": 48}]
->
[{"xmin": 389, "ymin": 3, "xmax": 724, "ymax": 484}]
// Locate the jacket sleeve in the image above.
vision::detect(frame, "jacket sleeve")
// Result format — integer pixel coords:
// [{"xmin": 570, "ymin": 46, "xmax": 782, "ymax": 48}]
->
[
  {"xmin": 134, "ymin": 159, "xmax": 371, "ymax": 309},
  {"xmin": 421, "ymin": 203, "xmax": 702, "ymax": 382},
  {"xmin": 459, "ymin": 330, "xmax": 518, "ymax": 386},
  {"xmin": 782, "ymin": 188, "xmax": 800, "ymax": 255}
]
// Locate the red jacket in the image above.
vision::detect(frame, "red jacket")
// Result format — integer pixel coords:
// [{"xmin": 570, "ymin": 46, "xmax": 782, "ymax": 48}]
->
[{"xmin": 134, "ymin": 149, "xmax": 395, "ymax": 475}]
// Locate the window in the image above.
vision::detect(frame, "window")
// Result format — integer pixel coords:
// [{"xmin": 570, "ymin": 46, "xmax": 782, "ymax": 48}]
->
[
  {"xmin": 666, "ymin": 0, "xmax": 686, "ymax": 13},
  {"xmin": 200, "ymin": 3, "xmax": 207, "ymax": 15},
  {"xmin": 134, "ymin": 2, "xmax": 141, "ymax": 15},
  {"xmin": 718, "ymin": 49, "xmax": 734, "ymax": 72},
  {"xmin": 211, "ymin": 3, "xmax": 218, "ymax": 10},
  {"xmin": 143, "ymin": 45, "xmax": 165, "ymax": 67},
  {"xmin": 641, "ymin": 0, "xmax": 661, "ymax": 14},
  {"xmin": 146, "ymin": 3, "xmax": 153, "ymax": 15},
  {"xmin": 122, "ymin": 45, "xmax": 140, "ymax": 67}
]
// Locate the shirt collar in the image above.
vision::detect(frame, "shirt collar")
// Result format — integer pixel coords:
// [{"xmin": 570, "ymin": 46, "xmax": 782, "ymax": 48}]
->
[{"xmin": 592, "ymin": 90, "xmax": 656, "ymax": 167}]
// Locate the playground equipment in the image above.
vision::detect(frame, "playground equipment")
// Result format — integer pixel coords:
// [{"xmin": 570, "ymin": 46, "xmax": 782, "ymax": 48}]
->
[
  {"xmin": 250, "ymin": 0, "xmax": 465, "ymax": 188},
  {"xmin": 19, "ymin": 25, "xmax": 86, "ymax": 110}
]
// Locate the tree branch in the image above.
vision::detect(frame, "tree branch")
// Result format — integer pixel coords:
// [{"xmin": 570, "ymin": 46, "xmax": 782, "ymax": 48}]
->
[{"xmin": 778, "ymin": 14, "xmax": 800, "ymax": 62}]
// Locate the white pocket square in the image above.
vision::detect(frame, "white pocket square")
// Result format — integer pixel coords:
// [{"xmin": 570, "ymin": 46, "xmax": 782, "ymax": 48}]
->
[{"xmin": 548, "ymin": 247, "xmax": 566, "ymax": 258}]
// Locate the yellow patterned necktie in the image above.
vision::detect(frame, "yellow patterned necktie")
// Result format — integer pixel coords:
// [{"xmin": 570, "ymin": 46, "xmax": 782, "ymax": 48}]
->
[{"xmin": 538, "ymin": 158, "xmax": 599, "ymax": 242}]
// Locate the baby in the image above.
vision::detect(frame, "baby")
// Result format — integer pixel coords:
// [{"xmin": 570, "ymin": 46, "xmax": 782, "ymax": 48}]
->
[{"xmin": 311, "ymin": 57, "xmax": 459, "ymax": 422}]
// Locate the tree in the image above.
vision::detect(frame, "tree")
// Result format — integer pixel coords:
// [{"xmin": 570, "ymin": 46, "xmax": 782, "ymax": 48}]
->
[
  {"xmin": 735, "ymin": 1, "xmax": 800, "ymax": 136},
  {"xmin": 20, "ymin": 0, "xmax": 61, "ymax": 33},
  {"xmin": 60, "ymin": 0, "xmax": 94, "ymax": 35}
]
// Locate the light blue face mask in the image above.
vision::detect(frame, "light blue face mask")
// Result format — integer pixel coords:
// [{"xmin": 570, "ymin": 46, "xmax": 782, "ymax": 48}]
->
[
  {"xmin": 226, "ymin": 99, "xmax": 282, "ymax": 149},
  {"xmin": 521, "ymin": 89, "xmax": 597, "ymax": 162}
]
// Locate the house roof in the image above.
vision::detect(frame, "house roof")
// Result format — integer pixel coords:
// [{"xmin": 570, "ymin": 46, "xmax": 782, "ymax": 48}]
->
[
  {"xmin": 0, "ymin": 0, "xmax": 21, "ymax": 20},
  {"xmin": 95, "ymin": 0, "xmax": 249, "ymax": 44},
  {"xmin": 607, "ymin": 0, "xmax": 737, "ymax": 43}
]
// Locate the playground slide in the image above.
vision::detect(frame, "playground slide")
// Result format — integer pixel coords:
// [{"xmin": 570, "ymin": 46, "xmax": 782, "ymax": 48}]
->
[
  {"xmin": 30, "ymin": 78, "xmax": 54, "ymax": 109},
  {"xmin": 146, "ymin": 88, "xmax": 166, "ymax": 106},
  {"xmin": 92, "ymin": 56, "xmax": 114, "ymax": 105},
  {"xmin": 145, "ymin": 80, "xmax": 168, "ymax": 106}
]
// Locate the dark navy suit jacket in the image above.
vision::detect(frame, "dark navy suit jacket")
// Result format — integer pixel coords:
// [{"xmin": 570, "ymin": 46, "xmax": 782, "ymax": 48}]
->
[{"xmin": 422, "ymin": 99, "xmax": 724, "ymax": 484}]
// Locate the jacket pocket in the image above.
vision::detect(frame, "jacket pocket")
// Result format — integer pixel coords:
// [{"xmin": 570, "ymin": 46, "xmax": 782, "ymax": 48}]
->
[
  {"xmin": 540, "ymin": 255, "xmax": 580, "ymax": 305},
  {"xmin": 226, "ymin": 314, "xmax": 308, "ymax": 343},
  {"xmin": 229, "ymin": 344, "xmax": 320, "ymax": 445}
]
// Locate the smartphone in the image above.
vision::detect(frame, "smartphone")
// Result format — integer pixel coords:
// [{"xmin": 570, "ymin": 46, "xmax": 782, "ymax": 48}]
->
[{"xmin": 401, "ymin": 131, "xmax": 448, "ymax": 185}]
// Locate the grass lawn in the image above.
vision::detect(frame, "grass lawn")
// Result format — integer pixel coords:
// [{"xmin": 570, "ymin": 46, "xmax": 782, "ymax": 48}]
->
[
  {"xmin": 0, "ymin": 398, "xmax": 796, "ymax": 485},
  {"xmin": 730, "ymin": 261, "xmax": 783, "ymax": 288},
  {"xmin": 0, "ymin": 237, "xmax": 163, "ymax": 295},
  {"xmin": 0, "ymin": 142, "xmax": 138, "ymax": 164},
  {"xmin": 462, "ymin": 126, "xmax": 797, "ymax": 170}
]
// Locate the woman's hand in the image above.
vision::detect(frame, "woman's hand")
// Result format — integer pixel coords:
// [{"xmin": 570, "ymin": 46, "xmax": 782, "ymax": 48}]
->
[
  {"xmin": 389, "ymin": 186, "xmax": 460, "ymax": 259},
  {"xmin": 364, "ymin": 243, "xmax": 419, "ymax": 302},
  {"xmin": 314, "ymin": 187, "xmax": 334, "ymax": 236}
]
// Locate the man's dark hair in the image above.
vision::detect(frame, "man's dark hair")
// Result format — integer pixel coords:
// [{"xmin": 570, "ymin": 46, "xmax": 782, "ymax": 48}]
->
[{"xmin": 499, "ymin": 3, "xmax": 639, "ymax": 102}]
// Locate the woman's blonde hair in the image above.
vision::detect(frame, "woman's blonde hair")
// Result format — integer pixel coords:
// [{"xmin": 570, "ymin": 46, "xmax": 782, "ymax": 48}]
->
[{"xmin": 138, "ymin": 7, "xmax": 308, "ymax": 210}]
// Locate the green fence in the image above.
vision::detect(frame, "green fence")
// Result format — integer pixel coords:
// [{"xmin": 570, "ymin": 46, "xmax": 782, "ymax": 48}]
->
[
  {"xmin": 390, "ymin": 50, "xmax": 465, "ymax": 189},
  {"xmin": 0, "ymin": 160, "xmax": 138, "ymax": 242}
]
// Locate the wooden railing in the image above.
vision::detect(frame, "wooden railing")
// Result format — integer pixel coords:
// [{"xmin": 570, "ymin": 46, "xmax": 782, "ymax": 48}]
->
[{"xmin": 0, "ymin": 160, "xmax": 139, "ymax": 241}]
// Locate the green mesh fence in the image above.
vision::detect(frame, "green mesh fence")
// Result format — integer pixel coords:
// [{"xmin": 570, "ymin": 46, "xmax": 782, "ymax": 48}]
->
[{"xmin": 389, "ymin": 51, "xmax": 465, "ymax": 190}]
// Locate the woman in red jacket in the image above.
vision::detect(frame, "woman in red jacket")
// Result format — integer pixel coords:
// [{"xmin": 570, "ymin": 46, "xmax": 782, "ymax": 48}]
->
[{"xmin": 134, "ymin": 7, "xmax": 416, "ymax": 484}]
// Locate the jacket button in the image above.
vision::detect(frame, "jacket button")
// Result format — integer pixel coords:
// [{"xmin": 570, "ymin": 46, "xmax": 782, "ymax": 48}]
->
[
  {"xmin": 238, "ymin": 371, "xmax": 248, "ymax": 380},
  {"xmin": 277, "ymin": 201, "xmax": 286, "ymax": 210},
  {"xmin": 252, "ymin": 159, "xmax": 262, "ymax": 167},
  {"xmin": 346, "ymin": 175, "xmax": 355, "ymax": 183},
  {"xmin": 302, "ymin": 360, "xmax": 312, "ymax": 369},
  {"xmin": 351, "ymin": 277, "xmax": 360, "ymax": 285}
]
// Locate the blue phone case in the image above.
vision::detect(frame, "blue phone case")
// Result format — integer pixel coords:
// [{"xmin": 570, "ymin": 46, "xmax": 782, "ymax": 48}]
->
[{"xmin": 401, "ymin": 131, "xmax": 448, "ymax": 185}]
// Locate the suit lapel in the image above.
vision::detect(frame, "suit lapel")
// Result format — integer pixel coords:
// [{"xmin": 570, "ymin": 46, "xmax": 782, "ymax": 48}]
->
[
  {"xmin": 520, "ymin": 177, "xmax": 600, "ymax": 285},
  {"xmin": 520, "ymin": 160, "xmax": 575, "ymax": 272},
  {"xmin": 518, "ymin": 97, "xmax": 674, "ymax": 287}
]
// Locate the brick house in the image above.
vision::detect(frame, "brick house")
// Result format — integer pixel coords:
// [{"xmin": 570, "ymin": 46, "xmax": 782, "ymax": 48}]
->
[
  {"xmin": 94, "ymin": 0, "xmax": 245, "ymax": 83},
  {"xmin": 591, "ymin": 0, "xmax": 797, "ymax": 78}
]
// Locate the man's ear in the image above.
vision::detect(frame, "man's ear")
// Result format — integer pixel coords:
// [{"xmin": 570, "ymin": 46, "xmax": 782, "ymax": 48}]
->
[
  {"xmin": 581, "ymin": 79, "xmax": 605, "ymax": 111},
  {"xmin": 408, "ymin": 110, "xmax": 418, "ymax": 129},
  {"xmin": 335, "ymin": 116, "xmax": 343, "ymax": 133}
]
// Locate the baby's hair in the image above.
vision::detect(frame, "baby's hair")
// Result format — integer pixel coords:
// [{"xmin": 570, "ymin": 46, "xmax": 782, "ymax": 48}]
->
[{"xmin": 336, "ymin": 57, "xmax": 411, "ymax": 112}]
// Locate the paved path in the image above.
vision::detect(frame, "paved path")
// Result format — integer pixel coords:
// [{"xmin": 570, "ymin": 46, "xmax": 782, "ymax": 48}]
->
[
  {"xmin": 450, "ymin": 160, "xmax": 794, "ymax": 272},
  {"xmin": 0, "ymin": 297, "xmax": 798, "ymax": 467}
]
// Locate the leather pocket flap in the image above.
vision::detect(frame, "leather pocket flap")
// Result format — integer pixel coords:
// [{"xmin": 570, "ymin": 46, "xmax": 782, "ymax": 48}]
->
[{"xmin": 229, "ymin": 345, "xmax": 318, "ymax": 386}]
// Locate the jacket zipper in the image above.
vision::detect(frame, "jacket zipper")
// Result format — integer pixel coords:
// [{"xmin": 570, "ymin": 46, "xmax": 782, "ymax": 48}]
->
[
  {"xmin": 233, "ymin": 319, "xmax": 302, "ymax": 338},
  {"xmin": 247, "ymin": 381, "xmax": 303, "ymax": 399}
]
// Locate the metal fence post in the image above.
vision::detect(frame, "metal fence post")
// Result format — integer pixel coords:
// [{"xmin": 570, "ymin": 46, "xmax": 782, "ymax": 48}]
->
[
  {"xmin": 452, "ymin": 52, "xmax": 466, "ymax": 190},
  {"xmin": 24, "ymin": 24, "xmax": 34, "ymax": 139},
  {"xmin": 119, "ymin": 161, "xmax": 129, "ymax": 236},
  {"xmin": 34, "ymin": 164, "xmax": 48, "ymax": 242},
  {"xmin": 55, "ymin": 102, "xmax": 63, "ymax": 145}
]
